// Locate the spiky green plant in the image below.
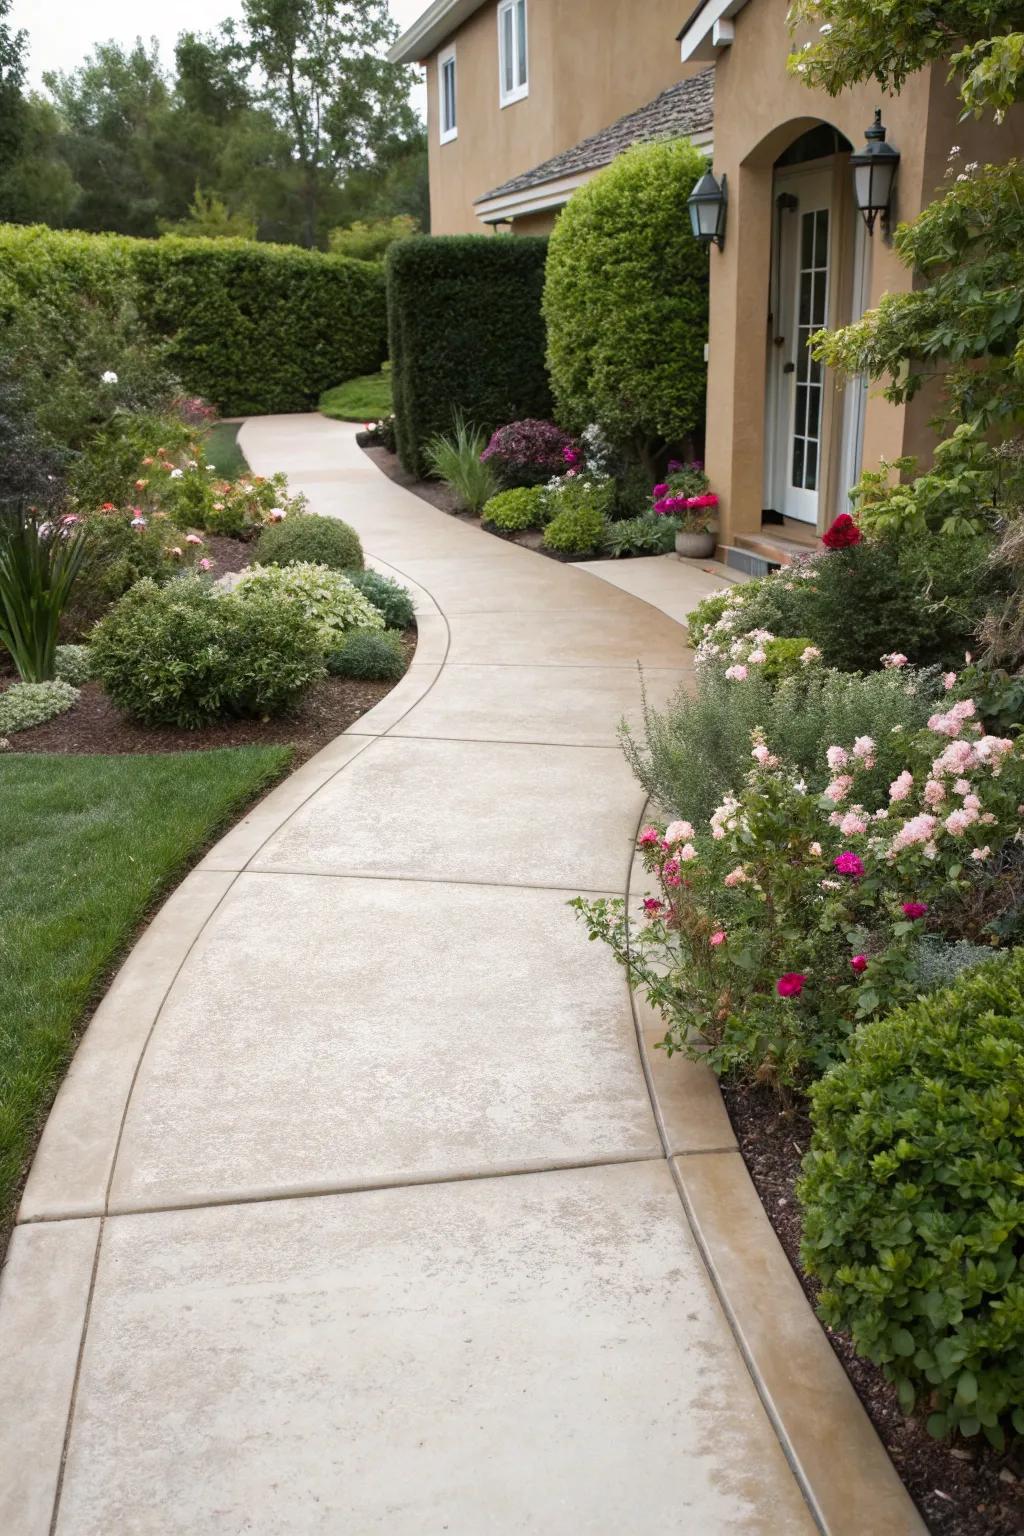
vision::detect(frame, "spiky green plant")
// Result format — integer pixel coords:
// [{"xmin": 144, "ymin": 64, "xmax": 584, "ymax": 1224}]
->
[
  {"xmin": 423, "ymin": 414, "xmax": 498, "ymax": 514},
  {"xmin": 0, "ymin": 507, "xmax": 88, "ymax": 682}
]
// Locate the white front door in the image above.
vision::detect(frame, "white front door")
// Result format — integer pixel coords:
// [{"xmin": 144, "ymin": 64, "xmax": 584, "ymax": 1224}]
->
[{"xmin": 766, "ymin": 167, "xmax": 833, "ymax": 525}]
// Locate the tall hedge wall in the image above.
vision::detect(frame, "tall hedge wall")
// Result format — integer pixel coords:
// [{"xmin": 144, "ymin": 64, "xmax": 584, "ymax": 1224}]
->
[
  {"xmin": 387, "ymin": 235, "xmax": 552, "ymax": 476},
  {"xmin": 0, "ymin": 224, "xmax": 387, "ymax": 416}
]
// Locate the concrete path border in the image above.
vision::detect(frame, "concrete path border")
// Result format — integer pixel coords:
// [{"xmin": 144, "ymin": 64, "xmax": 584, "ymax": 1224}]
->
[{"xmin": 0, "ymin": 417, "xmax": 925, "ymax": 1536}]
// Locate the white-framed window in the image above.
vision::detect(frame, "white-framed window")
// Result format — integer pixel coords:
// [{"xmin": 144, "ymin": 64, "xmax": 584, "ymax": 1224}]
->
[
  {"xmin": 497, "ymin": 0, "xmax": 528, "ymax": 107},
  {"xmin": 438, "ymin": 44, "xmax": 457, "ymax": 143}
]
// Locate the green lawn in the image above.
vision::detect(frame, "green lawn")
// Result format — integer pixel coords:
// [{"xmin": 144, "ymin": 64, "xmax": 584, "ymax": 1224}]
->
[
  {"xmin": 319, "ymin": 366, "xmax": 392, "ymax": 422},
  {"xmin": 0, "ymin": 746, "xmax": 290, "ymax": 1230},
  {"xmin": 203, "ymin": 420, "xmax": 249, "ymax": 478}
]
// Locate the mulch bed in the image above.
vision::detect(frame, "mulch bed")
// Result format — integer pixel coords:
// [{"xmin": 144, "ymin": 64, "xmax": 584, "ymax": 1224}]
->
[{"xmin": 722, "ymin": 1083, "xmax": 1024, "ymax": 1536}]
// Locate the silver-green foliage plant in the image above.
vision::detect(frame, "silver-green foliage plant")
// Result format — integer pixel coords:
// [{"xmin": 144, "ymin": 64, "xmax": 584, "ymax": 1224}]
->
[
  {"xmin": 0, "ymin": 679, "xmax": 80, "ymax": 735},
  {"xmin": 54, "ymin": 645, "xmax": 93, "ymax": 686},
  {"xmin": 346, "ymin": 569, "xmax": 415, "ymax": 629},
  {"xmin": 233, "ymin": 562, "xmax": 383, "ymax": 648},
  {"xmin": 622, "ymin": 664, "xmax": 942, "ymax": 826},
  {"xmin": 0, "ymin": 510, "xmax": 89, "ymax": 682},
  {"xmin": 799, "ymin": 951, "xmax": 1024, "ymax": 1447},
  {"xmin": 423, "ymin": 416, "xmax": 498, "ymax": 514}
]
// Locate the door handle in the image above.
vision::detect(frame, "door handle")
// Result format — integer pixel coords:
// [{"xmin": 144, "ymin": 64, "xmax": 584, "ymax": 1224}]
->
[{"xmin": 783, "ymin": 362, "xmax": 796, "ymax": 374}]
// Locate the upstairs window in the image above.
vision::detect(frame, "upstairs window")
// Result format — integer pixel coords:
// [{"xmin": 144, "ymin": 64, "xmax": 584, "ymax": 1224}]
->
[
  {"xmin": 439, "ymin": 45, "xmax": 457, "ymax": 143},
  {"xmin": 498, "ymin": 0, "xmax": 528, "ymax": 106}
]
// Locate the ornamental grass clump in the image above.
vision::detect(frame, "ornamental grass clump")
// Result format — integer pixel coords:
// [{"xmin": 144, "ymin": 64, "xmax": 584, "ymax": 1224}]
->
[
  {"xmin": 0, "ymin": 508, "xmax": 88, "ymax": 682},
  {"xmin": 423, "ymin": 416, "xmax": 498, "ymax": 514},
  {"xmin": 233, "ymin": 562, "xmax": 383, "ymax": 649},
  {"xmin": 799, "ymin": 951, "xmax": 1024, "ymax": 1447}
]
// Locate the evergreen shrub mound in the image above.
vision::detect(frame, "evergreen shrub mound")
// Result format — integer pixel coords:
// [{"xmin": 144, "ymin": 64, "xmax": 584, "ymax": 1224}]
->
[
  {"xmin": 387, "ymin": 235, "xmax": 552, "ymax": 476},
  {"xmin": 0, "ymin": 680, "xmax": 79, "ymax": 735},
  {"xmin": 542, "ymin": 500, "xmax": 606, "ymax": 557},
  {"xmin": 482, "ymin": 486, "xmax": 549, "ymax": 532},
  {"xmin": 800, "ymin": 952, "xmax": 1024, "ymax": 1446},
  {"xmin": 346, "ymin": 569, "xmax": 415, "ymax": 629},
  {"xmin": 91, "ymin": 578, "xmax": 325, "ymax": 727},
  {"xmin": 256, "ymin": 513, "xmax": 364, "ymax": 573},
  {"xmin": 0, "ymin": 224, "xmax": 387, "ymax": 419},
  {"xmin": 544, "ymin": 139, "xmax": 709, "ymax": 463},
  {"xmin": 326, "ymin": 628, "xmax": 406, "ymax": 681}
]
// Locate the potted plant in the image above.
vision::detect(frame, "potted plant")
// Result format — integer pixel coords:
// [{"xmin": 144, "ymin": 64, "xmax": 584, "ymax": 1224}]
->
[{"xmin": 649, "ymin": 461, "xmax": 718, "ymax": 558}]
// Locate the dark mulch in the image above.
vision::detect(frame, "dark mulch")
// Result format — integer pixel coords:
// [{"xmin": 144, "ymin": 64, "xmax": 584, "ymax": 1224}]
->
[
  {"xmin": 205, "ymin": 532, "xmax": 257, "ymax": 576},
  {"xmin": 722, "ymin": 1082, "xmax": 1024, "ymax": 1536}
]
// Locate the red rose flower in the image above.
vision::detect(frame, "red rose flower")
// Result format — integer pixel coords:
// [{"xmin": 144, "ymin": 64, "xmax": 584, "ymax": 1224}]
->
[
  {"xmin": 822, "ymin": 513, "xmax": 863, "ymax": 550},
  {"xmin": 776, "ymin": 972, "xmax": 807, "ymax": 998}
]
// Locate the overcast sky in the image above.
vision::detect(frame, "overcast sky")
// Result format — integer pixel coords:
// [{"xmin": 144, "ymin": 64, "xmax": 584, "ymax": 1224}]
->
[{"xmin": 11, "ymin": 0, "xmax": 428, "ymax": 115}]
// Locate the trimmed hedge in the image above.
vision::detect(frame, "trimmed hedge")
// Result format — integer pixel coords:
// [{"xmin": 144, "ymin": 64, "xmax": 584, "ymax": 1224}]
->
[
  {"xmin": 387, "ymin": 235, "xmax": 552, "ymax": 476},
  {"xmin": 0, "ymin": 224, "xmax": 387, "ymax": 418}
]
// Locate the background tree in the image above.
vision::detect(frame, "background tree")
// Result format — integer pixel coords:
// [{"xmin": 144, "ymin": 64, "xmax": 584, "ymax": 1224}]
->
[{"xmin": 227, "ymin": 0, "xmax": 419, "ymax": 247}]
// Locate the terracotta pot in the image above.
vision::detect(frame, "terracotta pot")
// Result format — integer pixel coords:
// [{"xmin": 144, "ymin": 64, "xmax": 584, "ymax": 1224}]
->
[{"xmin": 675, "ymin": 529, "xmax": 716, "ymax": 559}]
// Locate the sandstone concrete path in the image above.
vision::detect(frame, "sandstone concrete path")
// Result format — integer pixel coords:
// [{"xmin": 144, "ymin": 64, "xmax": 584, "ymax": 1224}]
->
[{"xmin": 1, "ymin": 417, "xmax": 920, "ymax": 1535}]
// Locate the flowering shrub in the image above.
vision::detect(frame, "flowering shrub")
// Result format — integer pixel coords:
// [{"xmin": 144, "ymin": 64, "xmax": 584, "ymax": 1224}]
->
[
  {"xmin": 91, "ymin": 577, "xmax": 325, "ymax": 727},
  {"xmin": 579, "ymin": 690, "xmax": 1024, "ymax": 1091},
  {"xmin": 799, "ymin": 952, "xmax": 1024, "ymax": 1446},
  {"xmin": 233, "ymin": 562, "xmax": 384, "ymax": 647},
  {"xmin": 480, "ymin": 420, "xmax": 578, "ymax": 488},
  {"xmin": 69, "ymin": 503, "xmax": 202, "ymax": 632},
  {"xmin": 650, "ymin": 462, "xmax": 719, "ymax": 531},
  {"xmin": 0, "ymin": 679, "xmax": 80, "ymax": 735},
  {"xmin": 820, "ymin": 511, "xmax": 863, "ymax": 549}
]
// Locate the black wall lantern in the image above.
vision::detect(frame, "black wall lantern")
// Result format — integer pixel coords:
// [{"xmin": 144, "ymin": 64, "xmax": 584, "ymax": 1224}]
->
[
  {"xmin": 850, "ymin": 109, "xmax": 900, "ymax": 234},
  {"xmin": 688, "ymin": 170, "xmax": 728, "ymax": 249}
]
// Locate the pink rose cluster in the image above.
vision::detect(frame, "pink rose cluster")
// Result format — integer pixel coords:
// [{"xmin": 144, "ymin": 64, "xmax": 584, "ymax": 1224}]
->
[{"xmin": 652, "ymin": 491, "xmax": 719, "ymax": 517}]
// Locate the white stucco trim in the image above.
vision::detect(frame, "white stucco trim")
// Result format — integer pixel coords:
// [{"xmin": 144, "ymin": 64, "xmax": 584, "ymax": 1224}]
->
[
  {"xmin": 679, "ymin": 0, "xmax": 750, "ymax": 62},
  {"xmin": 474, "ymin": 128, "xmax": 714, "ymax": 224}
]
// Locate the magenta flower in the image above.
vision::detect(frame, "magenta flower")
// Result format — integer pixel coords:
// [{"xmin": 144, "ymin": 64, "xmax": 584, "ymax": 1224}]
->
[
  {"xmin": 709, "ymin": 929, "xmax": 726, "ymax": 947},
  {"xmin": 638, "ymin": 825, "xmax": 660, "ymax": 847},
  {"xmin": 901, "ymin": 902, "xmax": 929, "ymax": 920},
  {"xmin": 833, "ymin": 851, "xmax": 864, "ymax": 877},
  {"xmin": 652, "ymin": 482, "xmax": 669, "ymax": 497},
  {"xmin": 850, "ymin": 954, "xmax": 868, "ymax": 974},
  {"xmin": 662, "ymin": 858, "xmax": 682, "ymax": 888},
  {"xmin": 642, "ymin": 898, "xmax": 664, "ymax": 918},
  {"xmin": 776, "ymin": 973, "xmax": 807, "ymax": 998}
]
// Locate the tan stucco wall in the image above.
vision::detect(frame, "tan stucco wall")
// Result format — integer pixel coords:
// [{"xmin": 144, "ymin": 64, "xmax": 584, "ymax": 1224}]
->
[
  {"xmin": 703, "ymin": 0, "xmax": 1024, "ymax": 545},
  {"xmin": 421, "ymin": 0, "xmax": 693, "ymax": 234}
]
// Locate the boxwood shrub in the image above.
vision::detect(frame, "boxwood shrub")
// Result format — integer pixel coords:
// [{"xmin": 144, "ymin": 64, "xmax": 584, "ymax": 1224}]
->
[
  {"xmin": 387, "ymin": 235, "xmax": 552, "ymax": 476},
  {"xmin": 799, "ymin": 951, "xmax": 1024, "ymax": 1446},
  {"xmin": 91, "ymin": 578, "xmax": 326, "ymax": 727},
  {"xmin": 482, "ymin": 486, "xmax": 549, "ymax": 532},
  {"xmin": 256, "ymin": 513, "xmax": 364, "ymax": 573},
  {"xmin": 542, "ymin": 501, "xmax": 606, "ymax": 557}
]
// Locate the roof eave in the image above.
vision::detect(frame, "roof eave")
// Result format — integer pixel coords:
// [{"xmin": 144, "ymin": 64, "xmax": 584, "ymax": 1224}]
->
[
  {"xmin": 678, "ymin": 0, "xmax": 750, "ymax": 62},
  {"xmin": 388, "ymin": 0, "xmax": 486, "ymax": 63}
]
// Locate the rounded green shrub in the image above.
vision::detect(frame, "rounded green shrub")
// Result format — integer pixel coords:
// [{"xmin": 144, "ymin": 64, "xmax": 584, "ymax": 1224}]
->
[
  {"xmin": 542, "ymin": 501, "xmax": 607, "ymax": 557},
  {"xmin": 0, "ymin": 679, "xmax": 79, "ymax": 735},
  {"xmin": 346, "ymin": 569, "xmax": 415, "ymax": 629},
  {"xmin": 799, "ymin": 951, "xmax": 1024, "ymax": 1446},
  {"xmin": 482, "ymin": 486, "xmax": 549, "ymax": 532},
  {"xmin": 91, "ymin": 577, "xmax": 325, "ymax": 727},
  {"xmin": 544, "ymin": 139, "xmax": 709, "ymax": 460},
  {"xmin": 326, "ymin": 629, "xmax": 406, "ymax": 682},
  {"xmin": 256, "ymin": 512, "xmax": 363, "ymax": 573},
  {"xmin": 233, "ymin": 562, "xmax": 383, "ymax": 648}
]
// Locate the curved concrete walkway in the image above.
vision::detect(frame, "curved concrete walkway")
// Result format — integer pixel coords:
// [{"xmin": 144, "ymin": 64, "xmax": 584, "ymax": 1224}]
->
[{"xmin": 1, "ymin": 418, "xmax": 923, "ymax": 1535}]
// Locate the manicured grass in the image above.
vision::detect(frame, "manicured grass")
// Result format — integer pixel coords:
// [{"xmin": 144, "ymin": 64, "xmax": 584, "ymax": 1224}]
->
[
  {"xmin": 203, "ymin": 420, "xmax": 249, "ymax": 479},
  {"xmin": 319, "ymin": 366, "xmax": 392, "ymax": 422},
  {"xmin": 0, "ymin": 746, "xmax": 291, "ymax": 1229}
]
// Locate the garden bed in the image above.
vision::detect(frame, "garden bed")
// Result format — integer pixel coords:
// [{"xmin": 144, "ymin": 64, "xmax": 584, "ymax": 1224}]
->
[{"xmin": 723, "ymin": 1084, "xmax": 1024, "ymax": 1536}]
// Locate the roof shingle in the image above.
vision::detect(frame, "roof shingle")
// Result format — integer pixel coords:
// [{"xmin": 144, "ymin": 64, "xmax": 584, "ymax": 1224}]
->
[{"xmin": 475, "ymin": 69, "xmax": 714, "ymax": 204}]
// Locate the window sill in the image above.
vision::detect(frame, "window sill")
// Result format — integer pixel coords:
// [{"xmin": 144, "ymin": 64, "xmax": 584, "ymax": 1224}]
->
[
  {"xmin": 499, "ymin": 84, "xmax": 529, "ymax": 108},
  {"xmin": 439, "ymin": 127, "xmax": 458, "ymax": 145}
]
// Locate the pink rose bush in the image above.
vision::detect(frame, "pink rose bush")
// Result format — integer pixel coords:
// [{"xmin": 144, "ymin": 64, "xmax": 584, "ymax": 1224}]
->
[
  {"xmin": 574, "ymin": 708, "xmax": 1024, "ymax": 1093},
  {"xmin": 649, "ymin": 461, "xmax": 719, "ymax": 530}
]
